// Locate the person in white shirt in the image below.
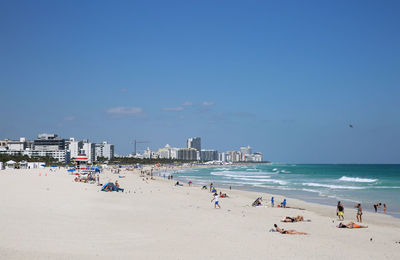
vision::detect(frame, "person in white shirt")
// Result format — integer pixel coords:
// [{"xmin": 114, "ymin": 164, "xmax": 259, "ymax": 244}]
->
[{"xmin": 211, "ymin": 193, "xmax": 221, "ymax": 209}]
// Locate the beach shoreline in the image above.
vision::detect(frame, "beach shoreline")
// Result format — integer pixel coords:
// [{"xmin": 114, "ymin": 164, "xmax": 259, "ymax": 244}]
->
[{"xmin": 1, "ymin": 166, "xmax": 399, "ymax": 259}]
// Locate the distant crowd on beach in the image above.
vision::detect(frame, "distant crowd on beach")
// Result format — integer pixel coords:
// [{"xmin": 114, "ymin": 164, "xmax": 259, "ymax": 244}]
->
[{"xmin": 69, "ymin": 164, "xmax": 389, "ymax": 237}]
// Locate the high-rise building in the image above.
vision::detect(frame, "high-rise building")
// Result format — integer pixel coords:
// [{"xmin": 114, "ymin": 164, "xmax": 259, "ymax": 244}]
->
[
  {"xmin": 187, "ymin": 137, "xmax": 201, "ymax": 151},
  {"xmin": 82, "ymin": 140, "xmax": 95, "ymax": 163},
  {"xmin": 218, "ymin": 152, "xmax": 226, "ymax": 162},
  {"xmin": 68, "ymin": 138, "xmax": 83, "ymax": 159},
  {"xmin": 95, "ymin": 141, "xmax": 114, "ymax": 160},
  {"xmin": 201, "ymin": 150, "xmax": 218, "ymax": 161},
  {"xmin": 177, "ymin": 148, "xmax": 198, "ymax": 161},
  {"xmin": 240, "ymin": 146, "xmax": 252, "ymax": 155},
  {"xmin": 34, "ymin": 134, "xmax": 65, "ymax": 151}
]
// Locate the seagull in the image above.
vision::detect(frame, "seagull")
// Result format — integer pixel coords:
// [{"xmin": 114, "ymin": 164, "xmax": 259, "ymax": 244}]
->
[{"xmin": 349, "ymin": 124, "xmax": 353, "ymax": 128}]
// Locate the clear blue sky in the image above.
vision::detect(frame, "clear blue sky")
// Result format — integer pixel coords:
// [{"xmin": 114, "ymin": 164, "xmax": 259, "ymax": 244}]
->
[{"xmin": 1, "ymin": 0, "xmax": 399, "ymax": 163}]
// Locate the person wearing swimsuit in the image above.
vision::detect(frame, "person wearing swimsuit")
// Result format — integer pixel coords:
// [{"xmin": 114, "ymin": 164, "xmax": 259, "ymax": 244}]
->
[{"xmin": 355, "ymin": 203, "xmax": 363, "ymax": 222}]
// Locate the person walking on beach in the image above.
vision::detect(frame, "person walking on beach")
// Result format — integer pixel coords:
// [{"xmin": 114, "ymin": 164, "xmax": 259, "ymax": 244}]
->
[
  {"xmin": 282, "ymin": 199, "xmax": 287, "ymax": 208},
  {"xmin": 355, "ymin": 204, "xmax": 363, "ymax": 222},
  {"xmin": 210, "ymin": 183, "xmax": 213, "ymax": 192},
  {"xmin": 271, "ymin": 197, "xmax": 274, "ymax": 207},
  {"xmin": 337, "ymin": 201, "xmax": 344, "ymax": 220},
  {"xmin": 383, "ymin": 204, "xmax": 387, "ymax": 214},
  {"xmin": 211, "ymin": 192, "xmax": 221, "ymax": 209}
]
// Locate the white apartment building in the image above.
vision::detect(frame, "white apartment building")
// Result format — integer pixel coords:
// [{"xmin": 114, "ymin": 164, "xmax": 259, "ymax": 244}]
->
[
  {"xmin": 0, "ymin": 150, "xmax": 70, "ymax": 163},
  {"xmin": 68, "ymin": 138, "xmax": 83, "ymax": 159},
  {"xmin": 158, "ymin": 144, "xmax": 172, "ymax": 159},
  {"xmin": 82, "ymin": 140, "xmax": 95, "ymax": 163},
  {"xmin": 95, "ymin": 141, "xmax": 114, "ymax": 160},
  {"xmin": 143, "ymin": 147, "xmax": 152, "ymax": 159}
]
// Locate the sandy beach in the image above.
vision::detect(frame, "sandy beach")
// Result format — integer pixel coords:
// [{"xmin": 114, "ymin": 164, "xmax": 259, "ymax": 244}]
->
[{"xmin": 1, "ymin": 167, "xmax": 399, "ymax": 260}]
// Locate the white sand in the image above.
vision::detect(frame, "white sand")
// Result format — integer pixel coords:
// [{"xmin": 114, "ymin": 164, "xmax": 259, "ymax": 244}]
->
[{"xmin": 0, "ymin": 167, "xmax": 399, "ymax": 259}]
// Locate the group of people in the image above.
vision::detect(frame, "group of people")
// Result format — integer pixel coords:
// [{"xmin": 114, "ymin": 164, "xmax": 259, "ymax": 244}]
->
[
  {"xmin": 337, "ymin": 201, "xmax": 365, "ymax": 223},
  {"xmin": 208, "ymin": 183, "xmax": 229, "ymax": 208},
  {"xmin": 74, "ymin": 173, "xmax": 100, "ymax": 184},
  {"xmin": 270, "ymin": 197, "xmax": 287, "ymax": 208},
  {"xmin": 102, "ymin": 180, "xmax": 124, "ymax": 192},
  {"xmin": 373, "ymin": 203, "xmax": 387, "ymax": 214}
]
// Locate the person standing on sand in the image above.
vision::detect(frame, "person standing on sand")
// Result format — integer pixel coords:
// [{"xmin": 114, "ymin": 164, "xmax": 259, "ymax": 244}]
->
[
  {"xmin": 271, "ymin": 197, "xmax": 274, "ymax": 207},
  {"xmin": 383, "ymin": 204, "xmax": 387, "ymax": 214},
  {"xmin": 355, "ymin": 204, "xmax": 363, "ymax": 222},
  {"xmin": 211, "ymin": 193, "xmax": 221, "ymax": 209},
  {"xmin": 337, "ymin": 201, "xmax": 344, "ymax": 220}
]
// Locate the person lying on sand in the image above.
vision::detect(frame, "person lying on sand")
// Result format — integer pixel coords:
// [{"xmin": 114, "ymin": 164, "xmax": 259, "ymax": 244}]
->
[
  {"xmin": 219, "ymin": 192, "xmax": 229, "ymax": 198},
  {"xmin": 174, "ymin": 181, "xmax": 183, "ymax": 186},
  {"xmin": 337, "ymin": 222, "xmax": 368, "ymax": 229},
  {"xmin": 273, "ymin": 224, "xmax": 308, "ymax": 235},
  {"xmin": 281, "ymin": 216, "xmax": 311, "ymax": 222}
]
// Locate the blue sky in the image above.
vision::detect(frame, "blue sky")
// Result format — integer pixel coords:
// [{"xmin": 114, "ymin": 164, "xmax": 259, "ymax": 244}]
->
[{"xmin": 1, "ymin": 0, "xmax": 399, "ymax": 163}]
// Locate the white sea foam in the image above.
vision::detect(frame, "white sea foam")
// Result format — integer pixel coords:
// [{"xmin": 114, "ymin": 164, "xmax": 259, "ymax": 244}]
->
[
  {"xmin": 234, "ymin": 177, "xmax": 273, "ymax": 182},
  {"xmin": 338, "ymin": 176, "xmax": 377, "ymax": 183},
  {"xmin": 301, "ymin": 188, "xmax": 322, "ymax": 194},
  {"xmin": 303, "ymin": 183, "xmax": 365, "ymax": 190}
]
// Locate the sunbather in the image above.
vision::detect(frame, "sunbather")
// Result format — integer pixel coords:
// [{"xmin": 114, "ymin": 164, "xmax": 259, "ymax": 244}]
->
[
  {"xmin": 281, "ymin": 216, "xmax": 307, "ymax": 222},
  {"xmin": 273, "ymin": 224, "xmax": 308, "ymax": 235},
  {"xmin": 337, "ymin": 222, "xmax": 368, "ymax": 229}
]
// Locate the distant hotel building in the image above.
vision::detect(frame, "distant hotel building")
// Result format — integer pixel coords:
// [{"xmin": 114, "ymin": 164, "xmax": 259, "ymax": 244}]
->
[
  {"xmin": 34, "ymin": 134, "xmax": 65, "ymax": 151},
  {"xmin": 201, "ymin": 150, "xmax": 218, "ymax": 161},
  {"xmin": 0, "ymin": 134, "xmax": 114, "ymax": 164},
  {"xmin": 177, "ymin": 148, "xmax": 198, "ymax": 161},
  {"xmin": 95, "ymin": 141, "xmax": 114, "ymax": 160},
  {"xmin": 187, "ymin": 137, "xmax": 201, "ymax": 151}
]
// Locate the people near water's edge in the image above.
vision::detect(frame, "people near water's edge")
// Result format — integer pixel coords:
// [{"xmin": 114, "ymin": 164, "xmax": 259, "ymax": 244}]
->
[
  {"xmin": 281, "ymin": 199, "xmax": 287, "ymax": 208},
  {"xmin": 355, "ymin": 203, "xmax": 363, "ymax": 223},
  {"xmin": 337, "ymin": 201, "xmax": 344, "ymax": 220},
  {"xmin": 373, "ymin": 202, "xmax": 386, "ymax": 214},
  {"xmin": 271, "ymin": 196, "xmax": 274, "ymax": 207},
  {"xmin": 338, "ymin": 221, "xmax": 368, "ymax": 229},
  {"xmin": 273, "ymin": 224, "xmax": 307, "ymax": 235},
  {"xmin": 211, "ymin": 192, "xmax": 221, "ymax": 208}
]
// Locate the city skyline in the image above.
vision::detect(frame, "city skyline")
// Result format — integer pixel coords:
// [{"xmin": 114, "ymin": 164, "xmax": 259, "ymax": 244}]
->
[
  {"xmin": 0, "ymin": 133, "xmax": 262, "ymax": 163},
  {"xmin": 1, "ymin": 1, "xmax": 399, "ymax": 163}
]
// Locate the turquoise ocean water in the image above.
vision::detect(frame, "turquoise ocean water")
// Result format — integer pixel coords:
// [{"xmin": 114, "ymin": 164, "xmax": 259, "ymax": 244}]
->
[{"xmin": 168, "ymin": 164, "xmax": 400, "ymax": 218}]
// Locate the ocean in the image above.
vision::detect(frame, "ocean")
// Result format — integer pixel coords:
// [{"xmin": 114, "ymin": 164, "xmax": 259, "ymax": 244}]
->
[{"xmin": 167, "ymin": 164, "xmax": 400, "ymax": 218}]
